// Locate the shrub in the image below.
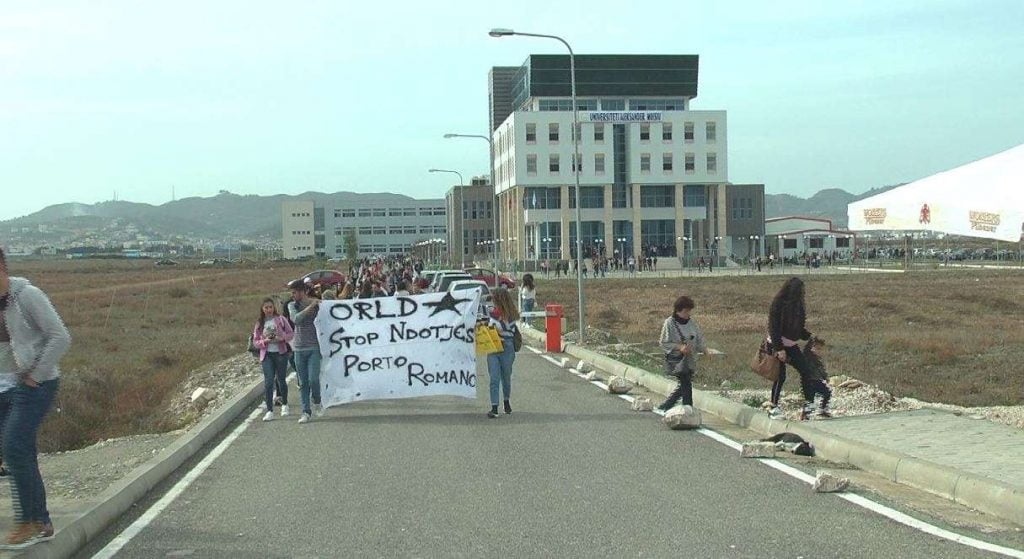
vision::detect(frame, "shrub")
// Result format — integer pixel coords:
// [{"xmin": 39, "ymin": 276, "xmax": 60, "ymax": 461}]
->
[{"xmin": 168, "ymin": 287, "xmax": 190, "ymax": 298}]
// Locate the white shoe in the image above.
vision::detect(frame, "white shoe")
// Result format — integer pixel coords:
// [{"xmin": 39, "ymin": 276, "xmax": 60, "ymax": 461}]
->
[
  {"xmin": 313, "ymin": 404, "xmax": 326, "ymax": 417},
  {"xmin": 280, "ymin": 405, "xmax": 290, "ymax": 417},
  {"xmin": 262, "ymin": 411, "xmax": 274, "ymax": 422},
  {"xmin": 768, "ymin": 406, "xmax": 784, "ymax": 419},
  {"xmin": 298, "ymin": 413, "xmax": 311, "ymax": 424}
]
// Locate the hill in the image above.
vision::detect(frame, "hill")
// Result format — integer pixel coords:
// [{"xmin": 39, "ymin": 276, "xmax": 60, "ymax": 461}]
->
[{"xmin": 765, "ymin": 184, "xmax": 903, "ymax": 227}]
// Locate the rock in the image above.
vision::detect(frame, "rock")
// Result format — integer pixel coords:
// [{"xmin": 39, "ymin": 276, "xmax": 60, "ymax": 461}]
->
[
  {"xmin": 575, "ymin": 360, "xmax": 590, "ymax": 373},
  {"xmin": 582, "ymin": 371, "xmax": 598, "ymax": 381},
  {"xmin": 663, "ymin": 405, "xmax": 701, "ymax": 430},
  {"xmin": 813, "ymin": 472, "xmax": 850, "ymax": 493},
  {"xmin": 190, "ymin": 387, "xmax": 216, "ymax": 411},
  {"xmin": 741, "ymin": 442, "xmax": 777, "ymax": 458},
  {"xmin": 631, "ymin": 397, "xmax": 653, "ymax": 412},
  {"xmin": 838, "ymin": 379, "xmax": 864, "ymax": 390},
  {"xmin": 761, "ymin": 401, "xmax": 774, "ymax": 410},
  {"xmin": 606, "ymin": 376, "xmax": 632, "ymax": 394},
  {"xmin": 720, "ymin": 380, "xmax": 733, "ymax": 390}
]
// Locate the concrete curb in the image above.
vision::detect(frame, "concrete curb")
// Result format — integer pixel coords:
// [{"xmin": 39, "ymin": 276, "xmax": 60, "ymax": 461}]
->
[
  {"xmin": 522, "ymin": 328, "xmax": 1024, "ymax": 526},
  {"xmin": 23, "ymin": 376, "xmax": 265, "ymax": 559}
]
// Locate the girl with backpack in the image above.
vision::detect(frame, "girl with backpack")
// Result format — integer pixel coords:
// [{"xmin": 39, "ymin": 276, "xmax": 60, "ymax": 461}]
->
[
  {"xmin": 252, "ymin": 298, "xmax": 294, "ymax": 421},
  {"xmin": 485, "ymin": 288, "xmax": 520, "ymax": 419}
]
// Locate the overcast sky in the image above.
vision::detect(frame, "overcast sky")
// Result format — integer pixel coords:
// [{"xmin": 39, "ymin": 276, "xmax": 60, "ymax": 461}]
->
[{"xmin": 2, "ymin": 0, "xmax": 1022, "ymax": 221}]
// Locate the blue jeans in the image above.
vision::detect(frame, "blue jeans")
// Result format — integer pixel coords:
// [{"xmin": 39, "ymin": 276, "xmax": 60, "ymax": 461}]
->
[
  {"xmin": 261, "ymin": 352, "xmax": 289, "ymax": 411},
  {"xmin": 0, "ymin": 379, "xmax": 60, "ymax": 525},
  {"xmin": 293, "ymin": 349, "xmax": 322, "ymax": 414},
  {"xmin": 486, "ymin": 339, "xmax": 515, "ymax": 406}
]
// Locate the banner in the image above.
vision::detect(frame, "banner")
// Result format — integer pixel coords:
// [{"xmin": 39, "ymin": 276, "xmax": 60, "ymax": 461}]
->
[{"xmin": 314, "ymin": 291, "xmax": 481, "ymax": 407}]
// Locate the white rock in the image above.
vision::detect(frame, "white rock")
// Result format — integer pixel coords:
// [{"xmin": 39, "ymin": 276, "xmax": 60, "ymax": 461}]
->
[
  {"xmin": 582, "ymin": 371, "xmax": 598, "ymax": 381},
  {"xmin": 741, "ymin": 442, "xmax": 777, "ymax": 458},
  {"xmin": 190, "ymin": 387, "xmax": 216, "ymax": 410},
  {"xmin": 838, "ymin": 379, "xmax": 864, "ymax": 390},
  {"xmin": 606, "ymin": 376, "xmax": 632, "ymax": 394},
  {"xmin": 663, "ymin": 405, "xmax": 701, "ymax": 430},
  {"xmin": 631, "ymin": 397, "xmax": 653, "ymax": 412},
  {"xmin": 813, "ymin": 472, "xmax": 850, "ymax": 493},
  {"xmin": 576, "ymin": 360, "xmax": 592, "ymax": 373}
]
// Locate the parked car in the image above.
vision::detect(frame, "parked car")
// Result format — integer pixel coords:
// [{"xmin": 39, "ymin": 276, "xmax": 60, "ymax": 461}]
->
[
  {"xmin": 464, "ymin": 267, "xmax": 516, "ymax": 289},
  {"xmin": 418, "ymin": 269, "xmax": 462, "ymax": 291},
  {"xmin": 433, "ymin": 273, "xmax": 473, "ymax": 293},
  {"xmin": 448, "ymin": 280, "xmax": 492, "ymax": 314},
  {"xmin": 301, "ymin": 270, "xmax": 347, "ymax": 288}
]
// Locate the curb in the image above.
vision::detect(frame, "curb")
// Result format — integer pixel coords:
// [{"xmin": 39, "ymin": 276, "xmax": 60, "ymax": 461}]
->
[
  {"xmin": 522, "ymin": 328, "xmax": 1024, "ymax": 526},
  {"xmin": 23, "ymin": 376, "xmax": 265, "ymax": 559}
]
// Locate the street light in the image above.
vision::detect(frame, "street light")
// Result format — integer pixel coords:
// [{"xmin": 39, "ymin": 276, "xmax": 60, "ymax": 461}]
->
[
  {"xmin": 616, "ymin": 237, "xmax": 627, "ymax": 270},
  {"xmin": 443, "ymin": 132, "xmax": 499, "ymax": 274},
  {"xmin": 490, "ymin": 26, "xmax": 587, "ymax": 344},
  {"xmin": 429, "ymin": 168, "xmax": 464, "ymax": 268}
]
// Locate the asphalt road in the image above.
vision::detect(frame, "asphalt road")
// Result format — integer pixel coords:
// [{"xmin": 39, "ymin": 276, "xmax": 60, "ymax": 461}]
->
[{"xmin": 87, "ymin": 350, "xmax": 1002, "ymax": 559}]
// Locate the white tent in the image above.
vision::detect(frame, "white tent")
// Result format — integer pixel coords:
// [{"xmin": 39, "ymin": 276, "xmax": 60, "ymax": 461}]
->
[{"xmin": 847, "ymin": 143, "xmax": 1024, "ymax": 242}]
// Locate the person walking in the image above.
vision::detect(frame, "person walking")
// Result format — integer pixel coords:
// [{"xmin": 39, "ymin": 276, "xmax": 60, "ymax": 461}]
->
[
  {"xmin": 252, "ymin": 298, "xmax": 294, "ymax": 421},
  {"xmin": 766, "ymin": 277, "xmax": 830, "ymax": 420},
  {"xmin": 520, "ymin": 273, "xmax": 536, "ymax": 319},
  {"xmin": 485, "ymin": 288, "xmax": 520, "ymax": 419},
  {"xmin": 0, "ymin": 247, "xmax": 70, "ymax": 548},
  {"xmin": 287, "ymin": 279, "xmax": 323, "ymax": 424},
  {"xmin": 657, "ymin": 296, "xmax": 707, "ymax": 411}
]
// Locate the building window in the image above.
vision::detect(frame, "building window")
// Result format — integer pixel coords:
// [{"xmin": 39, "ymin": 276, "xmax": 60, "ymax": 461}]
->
[
  {"xmin": 662, "ymin": 153, "xmax": 673, "ymax": 172},
  {"xmin": 388, "ymin": 209, "xmax": 403, "ymax": 217},
  {"xmin": 809, "ymin": 238, "xmax": 824, "ymax": 249},
  {"xmin": 358, "ymin": 209, "xmax": 372, "ymax": 217},
  {"xmin": 342, "ymin": 209, "xmax": 355, "ymax": 217},
  {"xmin": 707, "ymin": 153, "xmax": 717, "ymax": 173},
  {"xmin": 526, "ymin": 123, "xmax": 536, "ymax": 143},
  {"xmin": 685, "ymin": 153, "xmax": 695, "ymax": 172},
  {"xmin": 612, "ymin": 185, "xmax": 630, "ymax": 208},
  {"xmin": 640, "ymin": 220, "xmax": 677, "ymax": 256},
  {"xmin": 783, "ymin": 239, "xmax": 797, "ymax": 249},
  {"xmin": 595, "ymin": 153, "xmax": 605, "ymax": 174},
  {"xmin": 684, "ymin": 185, "xmax": 706, "ymax": 207},
  {"xmin": 358, "ymin": 227, "xmax": 372, "ymax": 235},
  {"xmin": 573, "ymin": 123, "xmax": 581, "ymax": 142},
  {"xmin": 601, "ymin": 99, "xmax": 626, "ymax": 110},
  {"xmin": 640, "ymin": 123, "xmax": 650, "ymax": 141},
  {"xmin": 640, "ymin": 185, "xmax": 674, "ymax": 208},
  {"xmin": 539, "ymin": 99, "xmax": 573, "ymax": 111},
  {"xmin": 523, "ymin": 187, "xmax": 561, "ymax": 209},
  {"xmin": 576, "ymin": 99, "xmax": 598, "ymax": 110},
  {"xmin": 527, "ymin": 154, "xmax": 537, "ymax": 174},
  {"xmin": 373, "ymin": 209, "xmax": 386, "ymax": 217},
  {"xmin": 629, "ymin": 98, "xmax": 686, "ymax": 111},
  {"xmin": 706, "ymin": 122, "xmax": 717, "ymax": 142},
  {"xmin": 403, "ymin": 208, "xmax": 416, "ymax": 216},
  {"xmin": 549, "ymin": 123, "xmax": 559, "ymax": 142},
  {"xmin": 571, "ymin": 153, "xmax": 582, "ymax": 173},
  {"xmin": 837, "ymin": 237, "xmax": 851, "ymax": 248},
  {"xmin": 684, "ymin": 122, "xmax": 694, "ymax": 142},
  {"xmin": 549, "ymin": 154, "xmax": 560, "ymax": 173},
  {"xmin": 594, "ymin": 123, "xmax": 605, "ymax": 142},
  {"xmin": 640, "ymin": 154, "xmax": 651, "ymax": 173},
  {"xmin": 570, "ymin": 186, "xmax": 604, "ymax": 209},
  {"xmin": 662, "ymin": 122, "xmax": 673, "ymax": 141}
]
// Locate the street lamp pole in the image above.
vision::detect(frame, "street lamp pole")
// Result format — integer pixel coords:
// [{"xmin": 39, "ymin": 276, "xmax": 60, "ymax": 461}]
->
[
  {"xmin": 429, "ymin": 168, "xmax": 464, "ymax": 268},
  {"xmin": 443, "ymin": 133, "xmax": 499, "ymax": 274},
  {"xmin": 490, "ymin": 27, "xmax": 586, "ymax": 344}
]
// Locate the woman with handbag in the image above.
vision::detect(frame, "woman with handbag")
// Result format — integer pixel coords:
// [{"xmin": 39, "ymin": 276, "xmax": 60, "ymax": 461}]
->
[
  {"xmin": 767, "ymin": 277, "xmax": 830, "ymax": 420},
  {"xmin": 657, "ymin": 296, "xmax": 707, "ymax": 412},
  {"xmin": 485, "ymin": 288, "xmax": 520, "ymax": 419}
]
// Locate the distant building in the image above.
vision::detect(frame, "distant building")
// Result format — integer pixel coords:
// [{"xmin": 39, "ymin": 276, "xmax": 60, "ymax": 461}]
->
[
  {"xmin": 488, "ymin": 53, "xmax": 766, "ymax": 266},
  {"xmin": 765, "ymin": 216, "xmax": 857, "ymax": 259},
  {"xmin": 444, "ymin": 176, "xmax": 495, "ymax": 267},
  {"xmin": 282, "ymin": 196, "xmax": 447, "ymax": 260}
]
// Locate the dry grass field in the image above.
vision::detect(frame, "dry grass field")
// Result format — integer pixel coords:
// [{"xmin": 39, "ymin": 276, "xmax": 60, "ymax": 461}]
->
[
  {"xmin": 538, "ymin": 270, "xmax": 1024, "ymax": 408},
  {"xmin": 9, "ymin": 259, "xmax": 310, "ymax": 452}
]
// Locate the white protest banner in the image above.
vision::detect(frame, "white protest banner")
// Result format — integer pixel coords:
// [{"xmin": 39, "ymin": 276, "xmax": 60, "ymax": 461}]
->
[{"xmin": 314, "ymin": 291, "xmax": 481, "ymax": 407}]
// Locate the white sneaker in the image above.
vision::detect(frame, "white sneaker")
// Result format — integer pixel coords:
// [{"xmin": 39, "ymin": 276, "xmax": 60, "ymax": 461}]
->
[
  {"xmin": 313, "ymin": 404, "xmax": 326, "ymax": 417},
  {"xmin": 768, "ymin": 406, "xmax": 784, "ymax": 419},
  {"xmin": 262, "ymin": 411, "xmax": 274, "ymax": 422},
  {"xmin": 298, "ymin": 413, "xmax": 311, "ymax": 424},
  {"xmin": 280, "ymin": 405, "xmax": 290, "ymax": 417}
]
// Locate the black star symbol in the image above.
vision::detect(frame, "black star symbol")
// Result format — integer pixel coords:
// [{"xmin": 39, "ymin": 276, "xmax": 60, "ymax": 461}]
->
[{"xmin": 423, "ymin": 292, "xmax": 472, "ymax": 317}]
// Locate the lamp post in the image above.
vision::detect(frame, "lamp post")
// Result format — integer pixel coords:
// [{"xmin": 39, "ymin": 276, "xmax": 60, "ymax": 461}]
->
[
  {"xmin": 779, "ymin": 235, "xmax": 786, "ymax": 273},
  {"xmin": 429, "ymin": 168, "xmax": 464, "ymax": 268},
  {"xmin": 443, "ymin": 133, "xmax": 499, "ymax": 274},
  {"xmin": 490, "ymin": 26, "xmax": 586, "ymax": 343},
  {"xmin": 616, "ymin": 237, "xmax": 627, "ymax": 273}
]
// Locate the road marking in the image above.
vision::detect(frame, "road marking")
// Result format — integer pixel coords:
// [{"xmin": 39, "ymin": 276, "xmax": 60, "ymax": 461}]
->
[
  {"xmin": 525, "ymin": 346, "xmax": 542, "ymax": 354},
  {"xmin": 546, "ymin": 354, "xmax": 1024, "ymax": 558},
  {"xmin": 92, "ymin": 372, "xmax": 299, "ymax": 558}
]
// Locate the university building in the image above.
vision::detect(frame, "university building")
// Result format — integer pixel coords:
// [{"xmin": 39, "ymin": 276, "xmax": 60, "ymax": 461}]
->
[
  {"xmin": 443, "ymin": 176, "xmax": 495, "ymax": 267},
  {"xmin": 488, "ymin": 54, "xmax": 765, "ymax": 265},
  {"xmin": 282, "ymin": 196, "xmax": 447, "ymax": 260}
]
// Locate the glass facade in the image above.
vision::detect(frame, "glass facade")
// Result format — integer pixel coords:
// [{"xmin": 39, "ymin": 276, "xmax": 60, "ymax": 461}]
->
[
  {"xmin": 538, "ymin": 222, "xmax": 561, "ymax": 259},
  {"xmin": 613, "ymin": 220, "xmax": 633, "ymax": 256},
  {"xmin": 629, "ymin": 98, "xmax": 687, "ymax": 110},
  {"xmin": 569, "ymin": 186, "xmax": 604, "ymax": 209},
  {"xmin": 640, "ymin": 185, "xmax": 674, "ymax": 208},
  {"xmin": 684, "ymin": 185, "xmax": 706, "ymax": 207},
  {"xmin": 569, "ymin": 221, "xmax": 605, "ymax": 258},
  {"xmin": 613, "ymin": 124, "xmax": 629, "ymax": 208},
  {"xmin": 523, "ymin": 187, "xmax": 561, "ymax": 209},
  {"xmin": 641, "ymin": 220, "xmax": 677, "ymax": 256}
]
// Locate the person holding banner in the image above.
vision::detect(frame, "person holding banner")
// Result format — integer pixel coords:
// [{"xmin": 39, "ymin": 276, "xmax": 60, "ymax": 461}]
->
[
  {"xmin": 252, "ymin": 298, "xmax": 294, "ymax": 421},
  {"xmin": 486, "ymin": 288, "xmax": 520, "ymax": 419},
  {"xmin": 287, "ymin": 280, "xmax": 323, "ymax": 424}
]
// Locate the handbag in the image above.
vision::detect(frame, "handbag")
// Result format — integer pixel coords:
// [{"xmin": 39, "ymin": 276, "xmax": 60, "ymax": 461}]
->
[
  {"xmin": 664, "ymin": 321, "xmax": 693, "ymax": 379},
  {"xmin": 750, "ymin": 337, "xmax": 781, "ymax": 382},
  {"xmin": 246, "ymin": 334, "xmax": 260, "ymax": 358},
  {"xmin": 512, "ymin": 325, "xmax": 523, "ymax": 352},
  {"xmin": 475, "ymin": 324, "xmax": 504, "ymax": 355}
]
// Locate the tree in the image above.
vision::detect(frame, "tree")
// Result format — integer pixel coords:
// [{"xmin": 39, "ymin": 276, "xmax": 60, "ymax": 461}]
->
[{"xmin": 344, "ymin": 229, "xmax": 359, "ymax": 264}]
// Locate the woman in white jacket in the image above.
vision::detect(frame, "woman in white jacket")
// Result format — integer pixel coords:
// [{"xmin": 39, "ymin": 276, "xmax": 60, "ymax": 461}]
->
[{"xmin": 0, "ymin": 248, "xmax": 70, "ymax": 549}]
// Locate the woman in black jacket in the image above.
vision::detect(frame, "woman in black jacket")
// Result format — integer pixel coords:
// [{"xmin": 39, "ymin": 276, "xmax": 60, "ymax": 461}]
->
[{"xmin": 767, "ymin": 277, "xmax": 831, "ymax": 420}]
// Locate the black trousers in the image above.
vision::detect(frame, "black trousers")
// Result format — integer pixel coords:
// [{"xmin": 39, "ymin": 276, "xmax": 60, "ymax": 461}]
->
[
  {"xmin": 771, "ymin": 346, "xmax": 831, "ymax": 408},
  {"xmin": 660, "ymin": 371, "xmax": 694, "ymax": 408}
]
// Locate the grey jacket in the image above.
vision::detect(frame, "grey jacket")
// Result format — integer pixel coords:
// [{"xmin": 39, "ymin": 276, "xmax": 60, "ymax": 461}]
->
[
  {"xmin": 659, "ymin": 317, "xmax": 706, "ymax": 372},
  {"xmin": 3, "ymin": 277, "xmax": 71, "ymax": 383}
]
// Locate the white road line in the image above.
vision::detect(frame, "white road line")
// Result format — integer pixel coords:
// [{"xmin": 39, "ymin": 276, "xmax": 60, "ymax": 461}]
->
[
  {"xmin": 91, "ymin": 406, "xmax": 261, "ymax": 558},
  {"xmin": 539, "ymin": 353, "xmax": 1024, "ymax": 558},
  {"xmin": 526, "ymin": 346, "xmax": 542, "ymax": 354}
]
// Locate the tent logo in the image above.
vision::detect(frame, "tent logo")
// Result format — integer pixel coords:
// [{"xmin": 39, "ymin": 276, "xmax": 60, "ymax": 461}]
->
[
  {"xmin": 863, "ymin": 208, "xmax": 887, "ymax": 225},
  {"xmin": 919, "ymin": 204, "xmax": 931, "ymax": 225},
  {"xmin": 969, "ymin": 211, "xmax": 1000, "ymax": 233}
]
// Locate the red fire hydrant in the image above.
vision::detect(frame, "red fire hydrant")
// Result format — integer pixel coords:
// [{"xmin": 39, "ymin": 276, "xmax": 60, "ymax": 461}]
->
[{"xmin": 545, "ymin": 304, "xmax": 563, "ymax": 353}]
